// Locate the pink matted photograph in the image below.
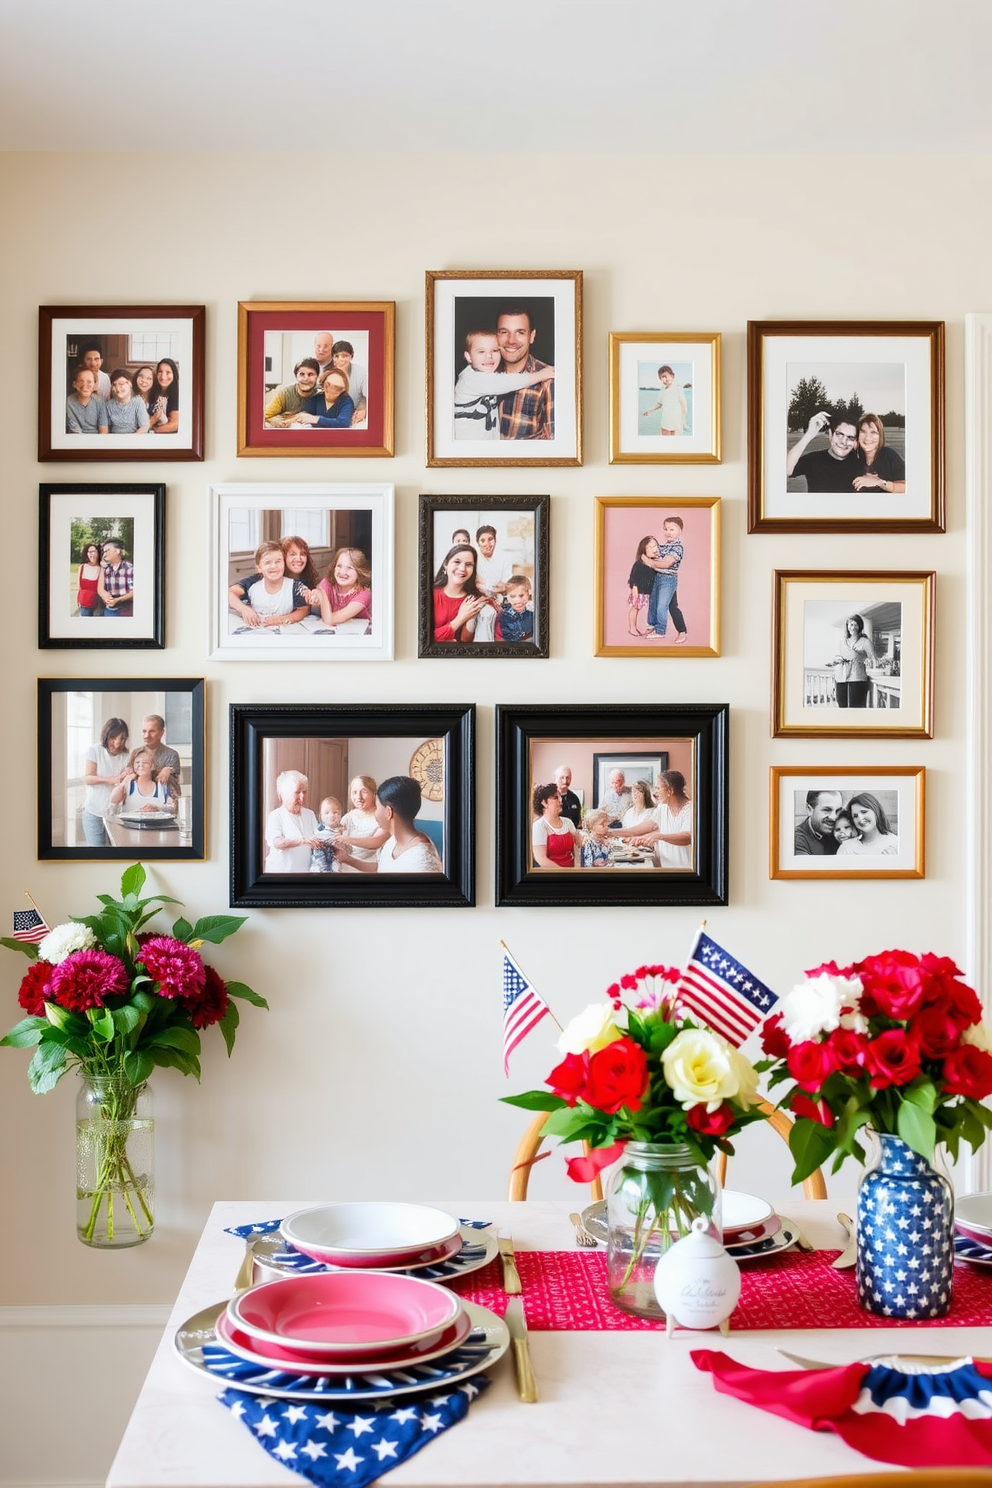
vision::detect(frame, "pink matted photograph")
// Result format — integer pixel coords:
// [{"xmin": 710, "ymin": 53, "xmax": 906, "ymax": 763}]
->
[{"xmin": 593, "ymin": 496, "xmax": 721, "ymax": 657}]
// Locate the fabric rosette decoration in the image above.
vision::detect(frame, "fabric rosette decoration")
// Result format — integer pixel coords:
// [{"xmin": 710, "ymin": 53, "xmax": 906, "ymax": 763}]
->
[{"xmin": 758, "ymin": 951, "xmax": 992, "ymax": 1181}]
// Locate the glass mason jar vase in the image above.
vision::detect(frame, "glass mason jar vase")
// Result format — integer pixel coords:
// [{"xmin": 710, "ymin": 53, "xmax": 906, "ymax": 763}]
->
[
  {"xmin": 855, "ymin": 1131, "xmax": 953, "ymax": 1319},
  {"xmin": 76, "ymin": 1074, "xmax": 154, "ymax": 1248},
  {"xmin": 606, "ymin": 1141, "xmax": 722, "ymax": 1320}
]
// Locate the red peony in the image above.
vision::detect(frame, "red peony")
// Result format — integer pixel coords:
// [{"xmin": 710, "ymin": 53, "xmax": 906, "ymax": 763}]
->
[
  {"xmin": 865, "ymin": 1028, "xmax": 922, "ymax": 1089},
  {"xmin": 547, "ymin": 1051, "xmax": 590, "ymax": 1107},
  {"xmin": 761, "ymin": 1013, "xmax": 791, "ymax": 1060},
  {"xmin": 943, "ymin": 1045, "xmax": 992, "ymax": 1101},
  {"xmin": 582, "ymin": 1036, "xmax": 649, "ymax": 1115},
  {"xmin": 791, "ymin": 1094, "xmax": 835, "ymax": 1128},
  {"xmin": 909, "ymin": 1004, "xmax": 962, "ymax": 1061},
  {"xmin": 182, "ymin": 965, "xmax": 228, "ymax": 1030},
  {"xmin": 826, "ymin": 1027, "xmax": 869, "ymax": 1075},
  {"xmin": 138, "ymin": 936, "xmax": 205, "ymax": 1000},
  {"xmin": 49, "ymin": 949, "xmax": 128, "ymax": 1012},
  {"xmin": 787, "ymin": 1038, "xmax": 838, "ymax": 1092},
  {"xmin": 18, "ymin": 960, "xmax": 54, "ymax": 1015},
  {"xmin": 686, "ymin": 1101, "xmax": 735, "ymax": 1136},
  {"xmin": 858, "ymin": 950, "xmax": 925, "ymax": 1020}
]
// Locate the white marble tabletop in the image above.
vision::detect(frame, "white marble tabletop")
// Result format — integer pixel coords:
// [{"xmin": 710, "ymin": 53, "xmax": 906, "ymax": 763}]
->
[{"xmin": 106, "ymin": 1199, "xmax": 992, "ymax": 1488}]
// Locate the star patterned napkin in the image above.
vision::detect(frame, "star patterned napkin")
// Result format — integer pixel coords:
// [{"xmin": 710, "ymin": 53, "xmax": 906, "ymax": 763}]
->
[{"xmin": 219, "ymin": 1379, "xmax": 489, "ymax": 1487}]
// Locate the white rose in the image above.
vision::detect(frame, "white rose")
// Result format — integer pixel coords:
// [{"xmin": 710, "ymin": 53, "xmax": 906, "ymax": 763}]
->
[
  {"xmin": 37, "ymin": 922, "xmax": 96, "ymax": 965},
  {"xmin": 662, "ymin": 1027, "xmax": 741, "ymax": 1112},
  {"xmin": 961, "ymin": 1020, "xmax": 992, "ymax": 1052},
  {"xmin": 557, "ymin": 1003, "xmax": 622, "ymax": 1056},
  {"xmin": 780, "ymin": 973, "xmax": 862, "ymax": 1044},
  {"xmin": 726, "ymin": 1044, "xmax": 761, "ymax": 1108}
]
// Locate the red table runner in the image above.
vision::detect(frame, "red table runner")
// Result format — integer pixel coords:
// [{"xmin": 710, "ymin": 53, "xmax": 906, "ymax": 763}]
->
[{"xmin": 452, "ymin": 1250, "xmax": 992, "ymax": 1331}]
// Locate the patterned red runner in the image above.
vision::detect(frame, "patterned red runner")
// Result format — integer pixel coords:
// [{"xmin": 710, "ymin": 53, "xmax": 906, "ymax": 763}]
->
[{"xmin": 452, "ymin": 1250, "xmax": 992, "ymax": 1331}]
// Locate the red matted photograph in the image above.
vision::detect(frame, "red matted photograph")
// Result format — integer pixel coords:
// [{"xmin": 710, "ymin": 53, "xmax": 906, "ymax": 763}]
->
[{"xmin": 237, "ymin": 301, "xmax": 394, "ymax": 458}]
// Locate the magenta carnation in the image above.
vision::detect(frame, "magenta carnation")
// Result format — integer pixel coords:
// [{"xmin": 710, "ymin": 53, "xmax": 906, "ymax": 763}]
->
[
  {"xmin": 18, "ymin": 960, "xmax": 54, "ymax": 1015},
  {"xmin": 50, "ymin": 949, "xmax": 128, "ymax": 1012},
  {"xmin": 183, "ymin": 964, "xmax": 229, "ymax": 1029},
  {"xmin": 139, "ymin": 936, "xmax": 206, "ymax": 1000}
]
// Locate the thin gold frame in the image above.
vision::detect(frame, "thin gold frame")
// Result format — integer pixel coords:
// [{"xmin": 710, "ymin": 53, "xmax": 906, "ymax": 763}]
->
[
  {"xmin": 770, "ymin": 765, "xmax": 925, "ymax": 880},
  {"xmin": 593, "ymin": 496, "xmax": 721, "ymax": 658},
  {"xmin": 608, "ymin": 331, "xmax": 721, "ymax": 464},
  {"xmin": 425, "ymin": 270, "xmax": 582, "ymax": 467},
  {"xmin": 237, "ymin": 300, "xmax": 395, "ymax": 458},
  {"xmin": 772, "ymin": 570, "xmax": 935, "ymax": 739}
]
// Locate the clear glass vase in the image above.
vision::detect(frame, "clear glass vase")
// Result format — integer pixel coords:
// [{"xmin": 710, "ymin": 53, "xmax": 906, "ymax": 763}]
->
[
  {"xmin": 606, "ymin": 1141, "xmax": 722, "ymax": 1320},
  {"xmin": 76, "ymin": 1074, "xmax": 154, "ymax": 1248}
]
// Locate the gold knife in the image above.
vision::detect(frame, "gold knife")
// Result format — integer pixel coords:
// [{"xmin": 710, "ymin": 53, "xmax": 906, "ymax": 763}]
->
[
  {"xmin": 498, "ymin": 1230, "xmax": 522, "ymax": 1293},
  {"xmin": 505, "ymin": 1296, "xmax": 538, "ymax": 1402}
]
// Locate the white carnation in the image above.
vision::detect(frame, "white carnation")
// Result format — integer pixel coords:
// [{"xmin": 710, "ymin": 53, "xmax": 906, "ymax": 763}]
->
[
  {"xmin": 557, "ymin": 1003, "xmax": 622, "ymax": 1056},
  {"xmin": 780, "ymin": 973, "xmax": 863, "ymax": 1044},
  {"xmin": 37, "ymin": 922, "xmax": 97, "ymax": 964}
]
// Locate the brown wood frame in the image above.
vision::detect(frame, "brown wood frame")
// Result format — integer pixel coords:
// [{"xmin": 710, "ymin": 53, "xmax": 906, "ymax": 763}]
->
[{"xmin": 769, "ymin": 764, "xmax": 926, "ymax": 880}]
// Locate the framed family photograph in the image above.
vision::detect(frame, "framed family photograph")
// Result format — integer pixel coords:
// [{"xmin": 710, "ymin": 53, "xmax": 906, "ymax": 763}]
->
[
  {"xmin": 593, "ymin": 496, "xmax": 720, "ymax": 657},
  {"xmin": 417, "ymin": 494, "xmax": 549, "ymax": 658},
  {"xmin": 229, "ymin": 703, "xmax": 475, "ymax": 909},
  {"xmin": 38, "ymin": 678, "xmax": 204, "ymax": 861},
  {"xmin": 772, "ymin": 571, "xmax": 935, "ymax": 738},
  {"xmin": 236, "ymin": 301, "xmax": 395, "ymax": 458},
  {"xmin": 495, "ymin": 703, "xmax": 728, "ymax": 907},
  {"xmin": 208, "ymin": 483, "xmax": 394, "ymax": 662},
  {"xmin": 426, "ymin": 270, "xmax": 581, "ymax": 466},
  {"xmin": 609, "ymin": 332, "xmax": 721, "ymax": 464},
  {"xmin": 39, "ymin": 483, "xmax": 165, "ymax": 649},
  {"xmin": 770, "ymin": 765, "xmax": 925, "ymax": 880},
  {"xmin": 747, "ymin": 319, "xmax": 945, "ymax": 533},
  {"xmin": 39, "ymin": 305, "xmax": 204, "ymax": 462}
]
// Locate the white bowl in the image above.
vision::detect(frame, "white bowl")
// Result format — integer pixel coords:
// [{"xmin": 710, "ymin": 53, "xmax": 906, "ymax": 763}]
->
[{"xmin": 281, "ymin": 1202, "xmax": 461, "ymax": 1267}]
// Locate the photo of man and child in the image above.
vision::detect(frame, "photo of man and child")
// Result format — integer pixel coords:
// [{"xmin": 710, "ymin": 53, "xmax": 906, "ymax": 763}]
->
[
  {"xmin": 431, "ymin": 510, "xmax": 536, "ymax": 645},
  {"xmin": 262, "ymin": 330, "xmax": 370, "ymax": 431},
  {"xmin": 260, "ymin": 736, "xmax": 444, "ymax": 876},
  {"xmin": 64, "ymin": 338, "xmax": 182, "ymax": 437},
  {"xmin": 451, "ymin": 298, "xmax": 555, "ymax": 442},
  {"xmin": 226, "ymin": 507, "xmax": 373, "ymax": 642}
]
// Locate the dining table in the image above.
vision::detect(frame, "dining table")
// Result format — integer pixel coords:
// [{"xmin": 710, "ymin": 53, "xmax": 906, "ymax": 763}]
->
[{"xmin": 106, "ymin": 1198, "xmax": 992, "ymax": 1488}]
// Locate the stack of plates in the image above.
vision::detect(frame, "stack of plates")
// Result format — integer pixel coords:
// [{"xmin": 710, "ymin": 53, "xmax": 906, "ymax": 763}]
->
[
  {"xmin": 953, "ymin": 1193, "xmax": 992, "ymax": 1267},
  {"xmin": 581, "ymin": 1189, "xmax": 802, "ymax": 1261}
]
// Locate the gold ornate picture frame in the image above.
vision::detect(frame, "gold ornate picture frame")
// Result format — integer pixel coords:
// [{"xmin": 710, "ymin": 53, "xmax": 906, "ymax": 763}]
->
[{"xmin": 609, "ymin": 331, "xmax": 720, "ymax": 464}]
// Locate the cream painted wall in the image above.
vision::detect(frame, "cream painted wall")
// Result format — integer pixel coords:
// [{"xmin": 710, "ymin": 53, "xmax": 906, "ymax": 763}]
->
[{"xmin": 0, "ymin": 151, "xmax": 980, "ymax": 1308}]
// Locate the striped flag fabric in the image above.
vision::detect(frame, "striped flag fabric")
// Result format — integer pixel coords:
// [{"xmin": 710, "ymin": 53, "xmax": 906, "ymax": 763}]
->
[
  {"xmin": 676, "ymin": 929, "xmax": 778, "ymax": 1047},
  {"xmin": 13, "ymin": 908, "xmax": 49, "ymax": 944},
  {"xmin": 502, "ymin": 947, "xmax": 550, "ymax": 1074}
]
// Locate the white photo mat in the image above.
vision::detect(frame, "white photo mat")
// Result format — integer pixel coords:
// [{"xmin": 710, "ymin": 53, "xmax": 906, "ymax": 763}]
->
[
  {"xmin": 614, "ymin": 339, "xmax": 716, "ymax": 460},
  {"xmin": 47, "ymin": 490, "xmax": 158, "ymax": 640},
  {"xmin": 772, "ymin": 768, "xmax": 924, "ymax": 878}
]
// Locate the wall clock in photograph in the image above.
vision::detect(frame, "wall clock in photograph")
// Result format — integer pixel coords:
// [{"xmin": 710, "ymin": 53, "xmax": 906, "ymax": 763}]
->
[{"xmin": 410, "ymin": 738, "xmax": 444, "ymax": 801}]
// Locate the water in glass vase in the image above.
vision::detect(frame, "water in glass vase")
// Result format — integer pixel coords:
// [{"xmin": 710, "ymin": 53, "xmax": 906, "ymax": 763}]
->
[{"xmin": 76, "ymin": 1076, "xmax": 154, "ymax": 1248}]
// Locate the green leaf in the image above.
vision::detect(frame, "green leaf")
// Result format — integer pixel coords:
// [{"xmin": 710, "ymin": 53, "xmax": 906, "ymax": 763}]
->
[
  {"xmin": 149, "ymin": 1046, "xmax": 201, "ymax": 1080},
  {"xmin": 901, "ymin": 1078, "xmax": 939, "ymax": 1114},
  {"xmin": 189, "ymin": 914, "xmax": 247, "ymax": 945},
  {"xmin": 897, "ymin": 1101, "xmax": 937, "ymax": 1161},
  {"xmin": 217, "ymin": 999, "xmax": 240, "ymax": 1056},
  {"xmin": 120, "ymin": 863, "xmax": 147, "ymax": 899},
  {"xmin": 540, "ymin": 1105, "xmax": 605, "ymax": 1141},
  {"xmin": 172, "ymin": 916, "xmax": 194, "ymax": 943},
  {"xmin": 130, "ymin": 989, "xmax": 159, "ymax": 1014},
  {"xmin": 123, "ymin": 1049, "xmax": 155, "ymax": 1084},
  {"xmin": 788, "ymin": 1115, "xmax": 838, "ymax": 1185},
  {"xmin": 499, "ymin": 1091, "xmax": 566, "ymax": 1112},
  {"xmin": 148, "ymin": 1025, "xmax": 201, "ymax": 1056},
  {"xmin": 87, "ymin": 1007, "xmax": 115, "ymax": 1043},
  {"xmin": 0, "ymin": 937, "xmax": 40, "ymax": 960},
  {"xmin": 112, "ymin": 1005, "xmax": 143, "ymax": 1038},
  {"xmin": 27, "ymin": 1040, "xmax": 67, "ymax": 1094},
  {"xmin": 0, "ymin": 1017, "xmax": 47, "ymax": 1048},
  {"xmin": 226, "ymin": 981, "xmax": 268, "ymax": 1009}
]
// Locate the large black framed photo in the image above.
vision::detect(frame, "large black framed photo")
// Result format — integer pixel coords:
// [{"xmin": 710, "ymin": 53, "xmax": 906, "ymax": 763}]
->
[
  {"xmin": 230, "ymin": 703, "xmax": 475, "ymax": 908},
  {"xmin": 418, "ymin": 494, "xmax": 549, "ymax": 658},
  {"xmin": 39, "ymin": 483, "xmax": 165, "ymax": 649},
  {"xmin": 38, "ymin": 678, "xmax": 204, "ymax": 860},
  {"xmin": 495, "ymin": 703, "xmax": 729, "ymax": 907}
]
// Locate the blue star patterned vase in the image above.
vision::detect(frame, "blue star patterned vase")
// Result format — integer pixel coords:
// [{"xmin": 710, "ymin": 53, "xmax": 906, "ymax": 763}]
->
[{"xmin": 855, "ymin": 1132, "xmax": 954, "ymax": 1319}]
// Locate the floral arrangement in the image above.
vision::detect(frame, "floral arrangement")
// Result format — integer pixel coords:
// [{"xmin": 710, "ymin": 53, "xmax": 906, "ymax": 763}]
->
[
  {"xmin": 503, "ymin": 964, "xmax": 765, "ymax": 1179},
  {"xmin": 759, "ymin": 950, "xmax": 992, "ymax": 1183}
]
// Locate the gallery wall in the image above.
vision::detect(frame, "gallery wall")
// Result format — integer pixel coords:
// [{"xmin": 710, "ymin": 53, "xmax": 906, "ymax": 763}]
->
[{"xmin": 0, "ymin": 150, "xmax": 981, "ymax": 1308}]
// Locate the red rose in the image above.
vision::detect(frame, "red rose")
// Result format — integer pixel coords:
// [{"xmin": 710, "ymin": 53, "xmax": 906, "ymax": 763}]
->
[
  {"xmin": 582, "ymin": 1036, "xmax": 649, "ymax": 1115},
  {"xmin": 858, "ymin": 949, "xmax": 924, "ymax": 1021},
  {"xmin": 804, "ymin": 959, "xmax": 857, "ymax": 980},
  {"xmin": 547, "ymin": 1051, "xmax": 590, "ymax": 1107},
  {"xmin": 182, "ymin": 965, "xmax": 229, "ymax": 1030},
  {"xmin": 761, "ymin": 1013, "xmax": 791, "ymax": 1060},
  {"xmin": 908, "ymin": 1004, "xmax": 962, "ymax": 1061},
  {"xmin": 686, "ymin": 1102, "xmax": 735, "ymax": 1136},
  {"xmin": 791, "ymin": 1094, "xmax": 835, "ymax": 1128},
  {"xmin": 919, "ymin": 952, "xmax": 966, "ymax": 1005},
  {"xmin": 826, "ymin": 1027, "xmax": 869, "ymax": 1074},
  {"xmin": 943, "ymin": 1045, "xmax": 992, "ymax": 1101},
  {"xmin": 865, "ymin": 1029, "xmax": 922, "ymax": 1089},
  {"xmin": 945, "ymin": 978, "xmax": 983, "ymax": 1030},
  {"xmin": 787, "ymin": 1039, "xmax": 837, "ymax": 1092},
  {"xmin": 17, "ymin": 960, "xmax": 54, "ymax": 1016}
]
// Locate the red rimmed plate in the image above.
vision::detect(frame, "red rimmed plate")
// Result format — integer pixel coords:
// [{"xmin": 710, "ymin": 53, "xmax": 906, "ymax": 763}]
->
[
  {"xmin": 228, "ymin": 1271, "xmax": 462, "ymax": 1356},
  {"xmin": 215, "ymin": 1306, "xmax": 472, "ymax": 1374},
  {"xmin": 722, "ymin": 1214, "xmax": 783, "ymax": 1250},
  {"xmin": 280, "ymin": 1203, "xmax": 460, "ymax": 1268}
]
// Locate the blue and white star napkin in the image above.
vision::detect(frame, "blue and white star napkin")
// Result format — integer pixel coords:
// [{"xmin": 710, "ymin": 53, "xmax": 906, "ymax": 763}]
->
[{"xmin": 219, "ymin": 1379, "xmax": 490, "ymax": 1487}]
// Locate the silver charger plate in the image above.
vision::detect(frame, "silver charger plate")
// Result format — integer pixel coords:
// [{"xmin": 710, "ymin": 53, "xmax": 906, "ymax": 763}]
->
[
  {"xmin": 174, "ymin": 1299, "xmax": 508, "ymax": 1403},
  {"xmin": 250, "ymin": 1225, "xmax": 497, "ymax": 1284},
  {"xmin": 580, "ymin": 1202, "xmax": 801, "ymax": 1261}
]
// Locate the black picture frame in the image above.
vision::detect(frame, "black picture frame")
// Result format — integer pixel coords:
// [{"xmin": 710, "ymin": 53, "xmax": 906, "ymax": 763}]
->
[
  {"xmin": 495, "ymin": 703, "xmax": 729, "ymax": 907},
  {"xmin": 230, "ymin": 703, "xmax": 475, "ymax": 908},
  {"xmin": 38, "ymin": 678, "xmax": 204, "ymax": 861},
  {"xmin": 418, "ymin": 494, "xmax": 550, "ymax": 658},
  {"xmin": 39, "ymin": 483, "xmax": 165, "ymax": 649}
]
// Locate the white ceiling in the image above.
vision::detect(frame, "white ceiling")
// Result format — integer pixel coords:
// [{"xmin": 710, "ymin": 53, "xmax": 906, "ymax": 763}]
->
[{"xmin": 1, "ymin": 0, "xmax": 990, "ymax": 154}]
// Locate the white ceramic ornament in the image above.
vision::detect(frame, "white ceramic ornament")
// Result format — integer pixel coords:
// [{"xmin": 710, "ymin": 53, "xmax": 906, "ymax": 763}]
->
[{"xmin": 652, "ymin": 1216, "xmax": 741, "ymax": 1337}]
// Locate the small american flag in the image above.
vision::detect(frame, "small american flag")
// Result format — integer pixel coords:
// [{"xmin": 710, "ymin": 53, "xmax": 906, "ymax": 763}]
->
[
  {"xmin": 13, "ymin": 908, "xmax": 49, "ymax": 944},
  {"xmin": 676, "ymin": 929, "xmax": 778, "ymax": 1046},
  {"xmin": 502, "ymin": 947, "xmax": 550, "ymax": 1075}
]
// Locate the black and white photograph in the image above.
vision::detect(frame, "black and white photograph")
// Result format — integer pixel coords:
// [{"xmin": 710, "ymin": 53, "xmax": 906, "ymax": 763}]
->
[
  {"xmin": 38, "ymin": 678, "xmax": 204, "ymax": 860},
  {"xmin": 770, "ymin": 766, "xmax": 925, "ymax": 879},
  {"xmin": 773, "ymin": 571, "xmax": 934, "ymax": 738},
  {"xmin": 418, "ymin": 495, "xmax": 549, "ymax": 658}
]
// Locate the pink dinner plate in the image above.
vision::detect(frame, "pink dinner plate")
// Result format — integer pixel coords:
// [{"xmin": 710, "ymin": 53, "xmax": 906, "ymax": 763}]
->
[
  {"xmin": 215, "ymin": 1307, "xmax": 472, "ymax": 1375},
  {"xmin": 229, "ymin": 1271, "xmax": 462, "ymax": 1355}
]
